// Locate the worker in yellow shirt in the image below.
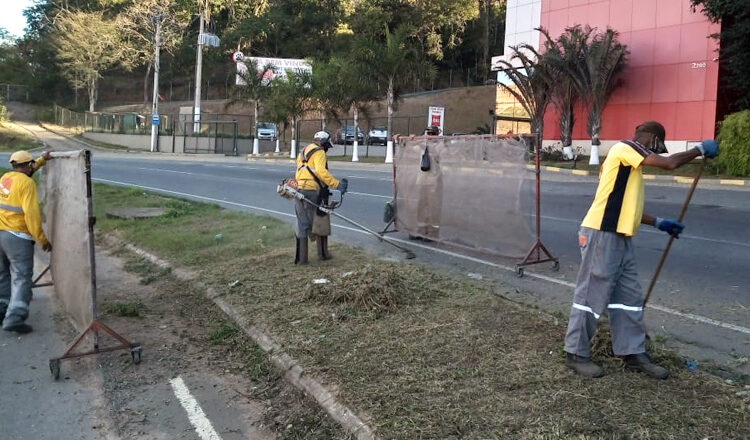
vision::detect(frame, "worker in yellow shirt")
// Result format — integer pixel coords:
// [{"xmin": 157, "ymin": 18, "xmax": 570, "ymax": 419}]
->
[
  {"xmin": 294, "ymin": 131, "xmax": 348, "ymax": 264},
  {"xmin": 0, "ymin": 150, "xmax": 53, "ymax": 334}
]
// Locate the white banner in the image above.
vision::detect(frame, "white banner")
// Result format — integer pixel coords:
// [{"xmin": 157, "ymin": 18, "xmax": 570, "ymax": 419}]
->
[
  {"xmin": 236, "ymin": 57, "xmax": 312, "ymax": 85},
  {"xmin": 427, "ymin": 106, "xmax": 445, "ymax": 135}
]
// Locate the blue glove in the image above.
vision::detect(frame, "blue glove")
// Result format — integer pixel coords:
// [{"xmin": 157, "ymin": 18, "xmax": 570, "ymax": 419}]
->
[
  {"xmin": 694, "ymin": 140, "xmax": 719, "ymax": 158},
  {"xmin": 655, "ymin": 217, "xmax": 685, "ymax": 238},
  {"xmin": 337, "ymin": 178, "xmax": 348, "ymax": 195}
]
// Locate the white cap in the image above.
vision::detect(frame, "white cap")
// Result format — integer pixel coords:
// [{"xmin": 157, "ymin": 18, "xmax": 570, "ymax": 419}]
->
[{"xmin": 313, "ymin": 131, "xmax": 330, "ymax": 141}]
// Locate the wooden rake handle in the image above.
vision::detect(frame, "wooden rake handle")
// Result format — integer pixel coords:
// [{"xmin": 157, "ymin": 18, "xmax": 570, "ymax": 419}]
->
[{"xmin": 643, "ymin": 157, "xmax": 706, "ymax": 307}]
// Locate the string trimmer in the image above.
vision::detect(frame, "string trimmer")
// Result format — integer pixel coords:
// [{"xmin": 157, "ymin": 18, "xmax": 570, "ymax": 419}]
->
[{"xmin": 277, "ymin": 180, "xmax": 416, "ymax": 259}]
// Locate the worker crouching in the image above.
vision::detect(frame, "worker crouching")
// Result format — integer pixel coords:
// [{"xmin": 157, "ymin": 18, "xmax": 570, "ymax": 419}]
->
[
  {"xmin": 0, "ymin": 150, "xmax": 53, "ymax": 334},
  {"xmin": 294, "ymin": 131, "xmax": 348, "ymax": 264}
]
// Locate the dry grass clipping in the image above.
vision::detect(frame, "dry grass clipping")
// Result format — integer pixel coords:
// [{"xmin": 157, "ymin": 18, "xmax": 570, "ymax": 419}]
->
[{"xmin": 305, "ymin": 264, "xmax": 435, "ymax": 312}]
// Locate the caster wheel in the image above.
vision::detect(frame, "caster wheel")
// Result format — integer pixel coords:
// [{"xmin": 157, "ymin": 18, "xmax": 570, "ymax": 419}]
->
[
  {"xmin": 516, "ymin": 267, "xmax": 524, "ymax": 278},
  {"xmin": 552, "ymin": 261, "xmax": 560, "ymax": 271},
  {"xmin": 131, "ymin": 345, "xmax": 142, "ymax": 365},
  {"xmin": 49, "ymin": 359, "xmax": 60, "ymax": 380}
]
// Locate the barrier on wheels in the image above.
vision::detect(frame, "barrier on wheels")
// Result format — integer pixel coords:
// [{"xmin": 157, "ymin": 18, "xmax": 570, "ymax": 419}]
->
[{"xmin": 41, "ymin": 150, "xmax": 141, "ymax": 379}]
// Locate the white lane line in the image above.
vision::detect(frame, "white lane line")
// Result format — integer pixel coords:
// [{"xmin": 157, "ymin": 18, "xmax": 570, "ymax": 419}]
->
[
  {"xmin": 348, "ymin": 191, "xmax": 391, "ymax": 199},
  {"xmin": 345, "ymin": 175, "xmax": 393, "ymax": 182},
  {"xmin": 136, "ymin": 167, "xmax": 193, "ymax": 175},
  {"xmin": 169, "ymin": 377, "xmax": 223, "ymax": 440},
  {"xmin": 92, "ymin": 177, "xmax": 750, "ymax": 336}
]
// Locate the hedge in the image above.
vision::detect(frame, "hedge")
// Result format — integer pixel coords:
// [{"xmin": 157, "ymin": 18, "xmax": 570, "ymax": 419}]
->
[{"xmin": 716, "ymin": 110, "xmax": 750, "ymax": 177}]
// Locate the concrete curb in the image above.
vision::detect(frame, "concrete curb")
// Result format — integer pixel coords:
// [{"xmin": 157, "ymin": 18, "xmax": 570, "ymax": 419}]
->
[
  {"xmin": 533, "ymin": 163, "xmax": 749, "ymax": 187},
  {"xmin": 103, "ymin": 236, "xmax": 378, "ymax": 440}
]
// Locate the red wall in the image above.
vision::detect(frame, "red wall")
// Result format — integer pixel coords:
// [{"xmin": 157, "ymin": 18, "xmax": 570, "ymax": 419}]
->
[{"xmin": 540, "ymin": 0, "xmax": 720, "ymax": 142}]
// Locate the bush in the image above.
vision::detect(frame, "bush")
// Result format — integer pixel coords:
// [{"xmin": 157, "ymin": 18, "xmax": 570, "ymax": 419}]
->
[{"xmin": 716, "ymin": 110, "xmax": 750, "ymax": 177}]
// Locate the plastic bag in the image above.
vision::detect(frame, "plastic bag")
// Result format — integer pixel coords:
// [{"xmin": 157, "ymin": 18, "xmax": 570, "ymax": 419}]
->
[{"xmin": 420, "ymin": 147, "xmax": 431, "ymax": 172}]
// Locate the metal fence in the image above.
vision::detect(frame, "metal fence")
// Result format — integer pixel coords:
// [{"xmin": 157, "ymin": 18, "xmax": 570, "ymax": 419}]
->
[
  {"xmin": 182, "ymin": 120, "xmax": 239, "ymax": 155},
  {"xmin": 0, "ymin": 84, "xmax": 30, "ymax": 102}
]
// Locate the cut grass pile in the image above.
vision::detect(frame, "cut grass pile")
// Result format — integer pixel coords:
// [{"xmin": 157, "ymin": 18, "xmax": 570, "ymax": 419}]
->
[{"xmin": 93, "ymin": 183, "xmax": 750, "ymax": 439}]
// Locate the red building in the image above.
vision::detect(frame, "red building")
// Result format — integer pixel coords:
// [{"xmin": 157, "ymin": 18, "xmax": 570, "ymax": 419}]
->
[{"xmin": 493, "ymin": 0, "xmax": 721, "ymax": 153}]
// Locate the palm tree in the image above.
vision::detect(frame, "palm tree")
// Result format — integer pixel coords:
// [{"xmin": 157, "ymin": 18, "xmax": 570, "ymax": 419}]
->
[
  {"xmin": 353, "ymin": 26, "xmax": 435, "ymax": 163},
  {"xmin": 540, "ymin": 26, "xmax": 593, "ymax": 160},
  {"xmin": 493, "ymin": 44, "xmax": 553, "ymax": 142},
  {"xmin": 563, "ymin": 27, "xmax": 628, "ymax": 164},
  {"xmin": 231, "ymin": 58, "xmax": 274, "ymax": 155},
  {"xmin": 264, "ymin": 70, "xmax": 315, "ymax": 158}
]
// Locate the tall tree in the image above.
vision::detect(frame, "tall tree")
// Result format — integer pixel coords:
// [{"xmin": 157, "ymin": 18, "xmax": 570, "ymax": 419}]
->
[
  {"xmin": 120, "ymin": 0, "xmax": 189, "ymax": 102},
  {"xmin": 231, "ymin": 58, "xmax": 274, "ymax": 153},
  {"xmin": 353, "ymin": 26, "xmax": 435, "ymax": 158},
  {"xmin": 563, "ymin": 27, "xmax": 627, "ymax": 164},
  {"xmin": 691, "ymin": 0, "xmax": 750, "ymax": 110},
  {"xmin": 264, "ymin": 69, "xmax": 315, "ymax": 157},
  {"xmin": 540, "ymin": 26, "xmax": 592, "ymax": 160},
  {"xmin": 493, "ymin": 45, "xmax": 552, "ymax": 140},
  {"xmin": 54, "ymin": 10, "xmax": 126, "ymax": 111}
]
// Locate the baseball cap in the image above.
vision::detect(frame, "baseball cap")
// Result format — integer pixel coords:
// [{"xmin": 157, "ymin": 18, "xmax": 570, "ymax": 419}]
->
[{"xmin": 9, "ymin": 151, "xmax": 34, "ymax": 164}]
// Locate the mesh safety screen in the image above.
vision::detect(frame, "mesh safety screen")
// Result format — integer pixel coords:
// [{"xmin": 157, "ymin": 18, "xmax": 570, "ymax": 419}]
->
[{"xmin": 394, "ymin": 135, "xmax": 535, "ymax": 258}]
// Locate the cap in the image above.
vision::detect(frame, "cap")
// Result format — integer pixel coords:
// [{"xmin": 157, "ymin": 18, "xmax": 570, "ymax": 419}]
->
[
  {"xmin": 9, "ymin": 150, "xmax": 34, "ymax": 165},
  {"xmin": 635, "ymin": 121, "xmax": 666, "ymax": 141}
]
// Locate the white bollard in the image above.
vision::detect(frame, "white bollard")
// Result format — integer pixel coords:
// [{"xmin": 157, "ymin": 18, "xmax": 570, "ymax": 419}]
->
[
  {"xmin": 563, "ymin": 146, "xmax": 574, "ymax": 160},
  {"xmin": 385, "ymin": 140, "xmax": 394, "ymax": 164},
  {"xmin": 589, "ymin": 143, "xmax": 600, "ymax": 165},
  {"xmin": 252, "ymin": 138, "xmax": 260, "ymax": 155},
  {"xmin": 352, "ymin": 140, "xmax": 360, "ymax": 162},
  {"xmin": 274, "ymin": 138, "xmax": 280, "ymax": 153},
  {"xmin": 290, "ymin": 140, "xmax": 297, "ymax": 159}
]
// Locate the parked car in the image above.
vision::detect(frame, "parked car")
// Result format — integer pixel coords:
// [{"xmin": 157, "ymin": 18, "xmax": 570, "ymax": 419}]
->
[
  {"xmin": 256, "ymin": 122, "xmax": 277, "ymax": 141},
  {"xmin": 334, "ymin": 125, "xmax": 365, "ymax": 145},
  {"xmin": 367, "ymin": 126, "xmax": 387, "ymax": 145}
]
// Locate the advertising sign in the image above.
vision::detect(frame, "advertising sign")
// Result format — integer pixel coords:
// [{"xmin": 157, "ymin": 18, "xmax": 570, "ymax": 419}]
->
[
  {"xmin": 427, "ymin": 106, "xmax": 445, "ymax": 135},
  {"xmin": 236, "ymin": 57, "xmax": 312, "ymax": 85}
]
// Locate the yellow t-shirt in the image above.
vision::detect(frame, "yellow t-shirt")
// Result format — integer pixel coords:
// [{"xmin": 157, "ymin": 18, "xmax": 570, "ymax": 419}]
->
[
  {"xmin": 0, "ymin": 170, "xmax": 48, "ymax": 245},
  {"xmin": 295, "ymin": 144, "xmax": 340, "ymax": 191},
  {"xmin": 581, "ymin": 141, "xmax": 651, "ymax": 237}
]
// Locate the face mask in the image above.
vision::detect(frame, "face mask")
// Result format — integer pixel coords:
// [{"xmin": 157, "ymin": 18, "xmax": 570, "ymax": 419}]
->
[{"xmin": 651, "ymin": 136, "xmax": 667, "ymax": 154}]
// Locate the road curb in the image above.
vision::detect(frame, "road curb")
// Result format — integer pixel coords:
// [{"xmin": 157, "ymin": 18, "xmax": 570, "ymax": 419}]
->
[
  {"xmin": 534, "ymin": 164, "xmax": 748, "ymax": 187},
  {"xmin": 102, "ymin": 236, "xmax": 378, "ymax": 440}
]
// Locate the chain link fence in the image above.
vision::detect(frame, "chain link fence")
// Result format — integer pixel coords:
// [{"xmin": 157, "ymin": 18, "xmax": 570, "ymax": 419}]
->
[{"xmin": 0, "ymin": 84, "xmax": 30, "ymax": 102}]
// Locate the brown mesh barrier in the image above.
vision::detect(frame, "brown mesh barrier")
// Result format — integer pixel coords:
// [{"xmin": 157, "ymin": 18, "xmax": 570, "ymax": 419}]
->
[{"xmin": 394, "ymin": 135, "xmax": 535, "ymax": 258}]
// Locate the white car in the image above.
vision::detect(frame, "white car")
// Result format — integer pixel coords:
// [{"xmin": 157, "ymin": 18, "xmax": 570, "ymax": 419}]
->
[
  {"xmin": 367, "ymin": 126, "xmax": 387, "ymax": 145},
  {"xmin": 256, "ymin": 122, "xmax": 277, "ymax": 141}
]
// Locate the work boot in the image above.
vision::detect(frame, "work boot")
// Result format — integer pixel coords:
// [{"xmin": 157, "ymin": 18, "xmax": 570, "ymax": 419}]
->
[
  {"xmin": 565, "ymin": 352, "xmax": 604, "ymax": 378},
  {"xmin": 317, "ymin": 236, "xmax": 331, "ymax": 261},
  {"xmin": 2, "ymin": 314, "xmax": 33, "ymax": 334},
  {"xmin": 623, "ymin": 353, "xmax": 669, "ymax": 380},
  {"xmin": 0, "ymin": 303, "xmax": 6, "ymax": 320},
  {"xmin": 295, "ymin": 238, "xmax": 308, "ymax": 265}
]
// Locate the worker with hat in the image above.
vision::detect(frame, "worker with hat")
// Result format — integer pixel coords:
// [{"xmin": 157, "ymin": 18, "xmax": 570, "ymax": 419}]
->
[
  {"xmin": 563, "ymin": 121, "xmax": 719, "ymax": 379},
  {"xmin": 0, "ymin": 150, "xmax": 53, "ymax": 334},
  {"xmin": 294, "ymin": 131, "xmax": 348, "ymax": 264}
]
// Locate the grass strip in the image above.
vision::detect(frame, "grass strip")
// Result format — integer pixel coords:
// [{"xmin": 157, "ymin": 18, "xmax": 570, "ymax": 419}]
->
[
  {"xmin": 93, "ymin": 183, "xmax": 750, "ymax": 439},
  {"xmin": 0, "ymin": 122, "xmax": 44, "ymax": 151}
]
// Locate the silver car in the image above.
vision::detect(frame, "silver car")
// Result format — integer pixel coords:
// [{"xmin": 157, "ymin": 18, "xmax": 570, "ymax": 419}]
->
[{"xmin": 256, "ymin": 122, "xmax": 277, "ymax": 141}]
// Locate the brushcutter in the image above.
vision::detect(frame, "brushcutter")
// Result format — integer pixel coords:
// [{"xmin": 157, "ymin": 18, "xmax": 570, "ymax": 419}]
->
[{"xmin": 277, "ymin": 180, "xmax": 416, "ymax": 259}]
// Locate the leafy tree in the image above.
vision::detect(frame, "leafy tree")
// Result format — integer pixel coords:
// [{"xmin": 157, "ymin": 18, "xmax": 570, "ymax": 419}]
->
[
  {"xmin": 493, "ymin": 45, "xmax": 552, "ymax": 139},
  {"xmin": 231, "ymin": 58, "xmax": 275, "ymax": 153},
  {"xmin": 54, "ymin": 10, "xmax": 126, "ymax": 111},
  {"xmin": 353, "ymin": 26, "xmax": 435, "ymax": 146},
  {"xmin": 540, "ymin": 26, "xmax": 592, "ymax": 158},
  {"xmin": 562, "ymin": 27, "xmax": 627, "ymax": 164},
  {"xmin": 120, "ymin": 0, "xmax": 190, "ymax": 102},
  {"xmin": 691, "ymin": 0, "xmax": 750, "ymax": 109},
  {"xmin": 264, "ymin": 69, "xmax": 315, "ymax": 156}
]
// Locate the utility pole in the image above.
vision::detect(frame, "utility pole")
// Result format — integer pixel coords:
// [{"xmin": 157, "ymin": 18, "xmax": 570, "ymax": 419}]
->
[
  {"xmin": 150, "ymin": 15, "xmax": 162, "ymax": 153},
  {"xmin": 193, "ymin": 8, "xmax": 204, "ymax": 132}
]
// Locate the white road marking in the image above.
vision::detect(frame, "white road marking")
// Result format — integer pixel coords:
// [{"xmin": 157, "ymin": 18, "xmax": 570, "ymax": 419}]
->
[
  {"xmin": 348, "ymin": 191, "xmax": 391, "ymax": 199},
  {"xmin": 169, "ymin": 377, "xmax": 222, "ymax": 440},
  {"xmin": 92, "ymin": 177, "xmax": 750, "ymax": 336},
  {"xmin": 136, "ymin": 167, "xmax": 193, "ymax": 175},
  {"xmin": 345, "ymin": 175, "xmax": 393, "ymax": 182}
]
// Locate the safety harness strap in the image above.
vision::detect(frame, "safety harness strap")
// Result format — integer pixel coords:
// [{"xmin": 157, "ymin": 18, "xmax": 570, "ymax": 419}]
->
[{"xmin": 0, "ymin": 203, "xmax": 23, "ymax": 214}]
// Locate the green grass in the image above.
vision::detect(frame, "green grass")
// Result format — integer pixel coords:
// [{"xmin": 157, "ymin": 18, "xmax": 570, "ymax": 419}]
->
[
  {"xmin": 327, "ymin": 155, "xmax": 387, "ymax": 164},
  {"xmin": 0, "ymin": 123, "xmax": 44, "ymax": 151},
  {"xmin": 104, "ymin": 301, "xmax": 142, "ymax": 317},
  {"xmin": 93, "ymin": 183, "xmax": 750, "ymax": 439}
]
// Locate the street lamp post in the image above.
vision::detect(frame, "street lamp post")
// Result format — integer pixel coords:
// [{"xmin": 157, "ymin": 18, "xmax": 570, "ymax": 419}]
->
[{"xmin": 150, "ymin": 15, "xmax": 162, "ymax": 153}]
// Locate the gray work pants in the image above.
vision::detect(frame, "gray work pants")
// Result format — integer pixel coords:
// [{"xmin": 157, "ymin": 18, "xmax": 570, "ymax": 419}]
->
[
  {"xmin": 564, "ymin": 227, "xmax": 646, "ymax": 357},
  {"xmin": 0, "ymin": 231, "xmax": 35, "ymax": 325},
  {"xmin": 294, "ymin": 190, "xmax": 320, "ymax": 239}
]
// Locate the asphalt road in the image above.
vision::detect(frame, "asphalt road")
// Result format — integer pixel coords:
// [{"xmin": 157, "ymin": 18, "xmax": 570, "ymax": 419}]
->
[{"xmin": 12, "ymin": 123, "xmax": 750, "ymax": 374}]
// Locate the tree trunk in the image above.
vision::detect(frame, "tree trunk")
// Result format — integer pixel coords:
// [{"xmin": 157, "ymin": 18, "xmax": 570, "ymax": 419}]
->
[
  {"xmin": 143, "ymin": 62, "xmax": 152, "ymax": 103},
  {"xmin": 254, "ymin": 100, "xmax": 259, "ymax": 134},
  {"xmin": 481, "ymin": 0, "xmax": 490, "ymax": 83},
  {"xmin": 386, "ymin": 78, "xmax": 394, "ymax": 141},
  {"xmin": 88, "ymin": 77, "xmax": 97, "ymax": 112}
]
